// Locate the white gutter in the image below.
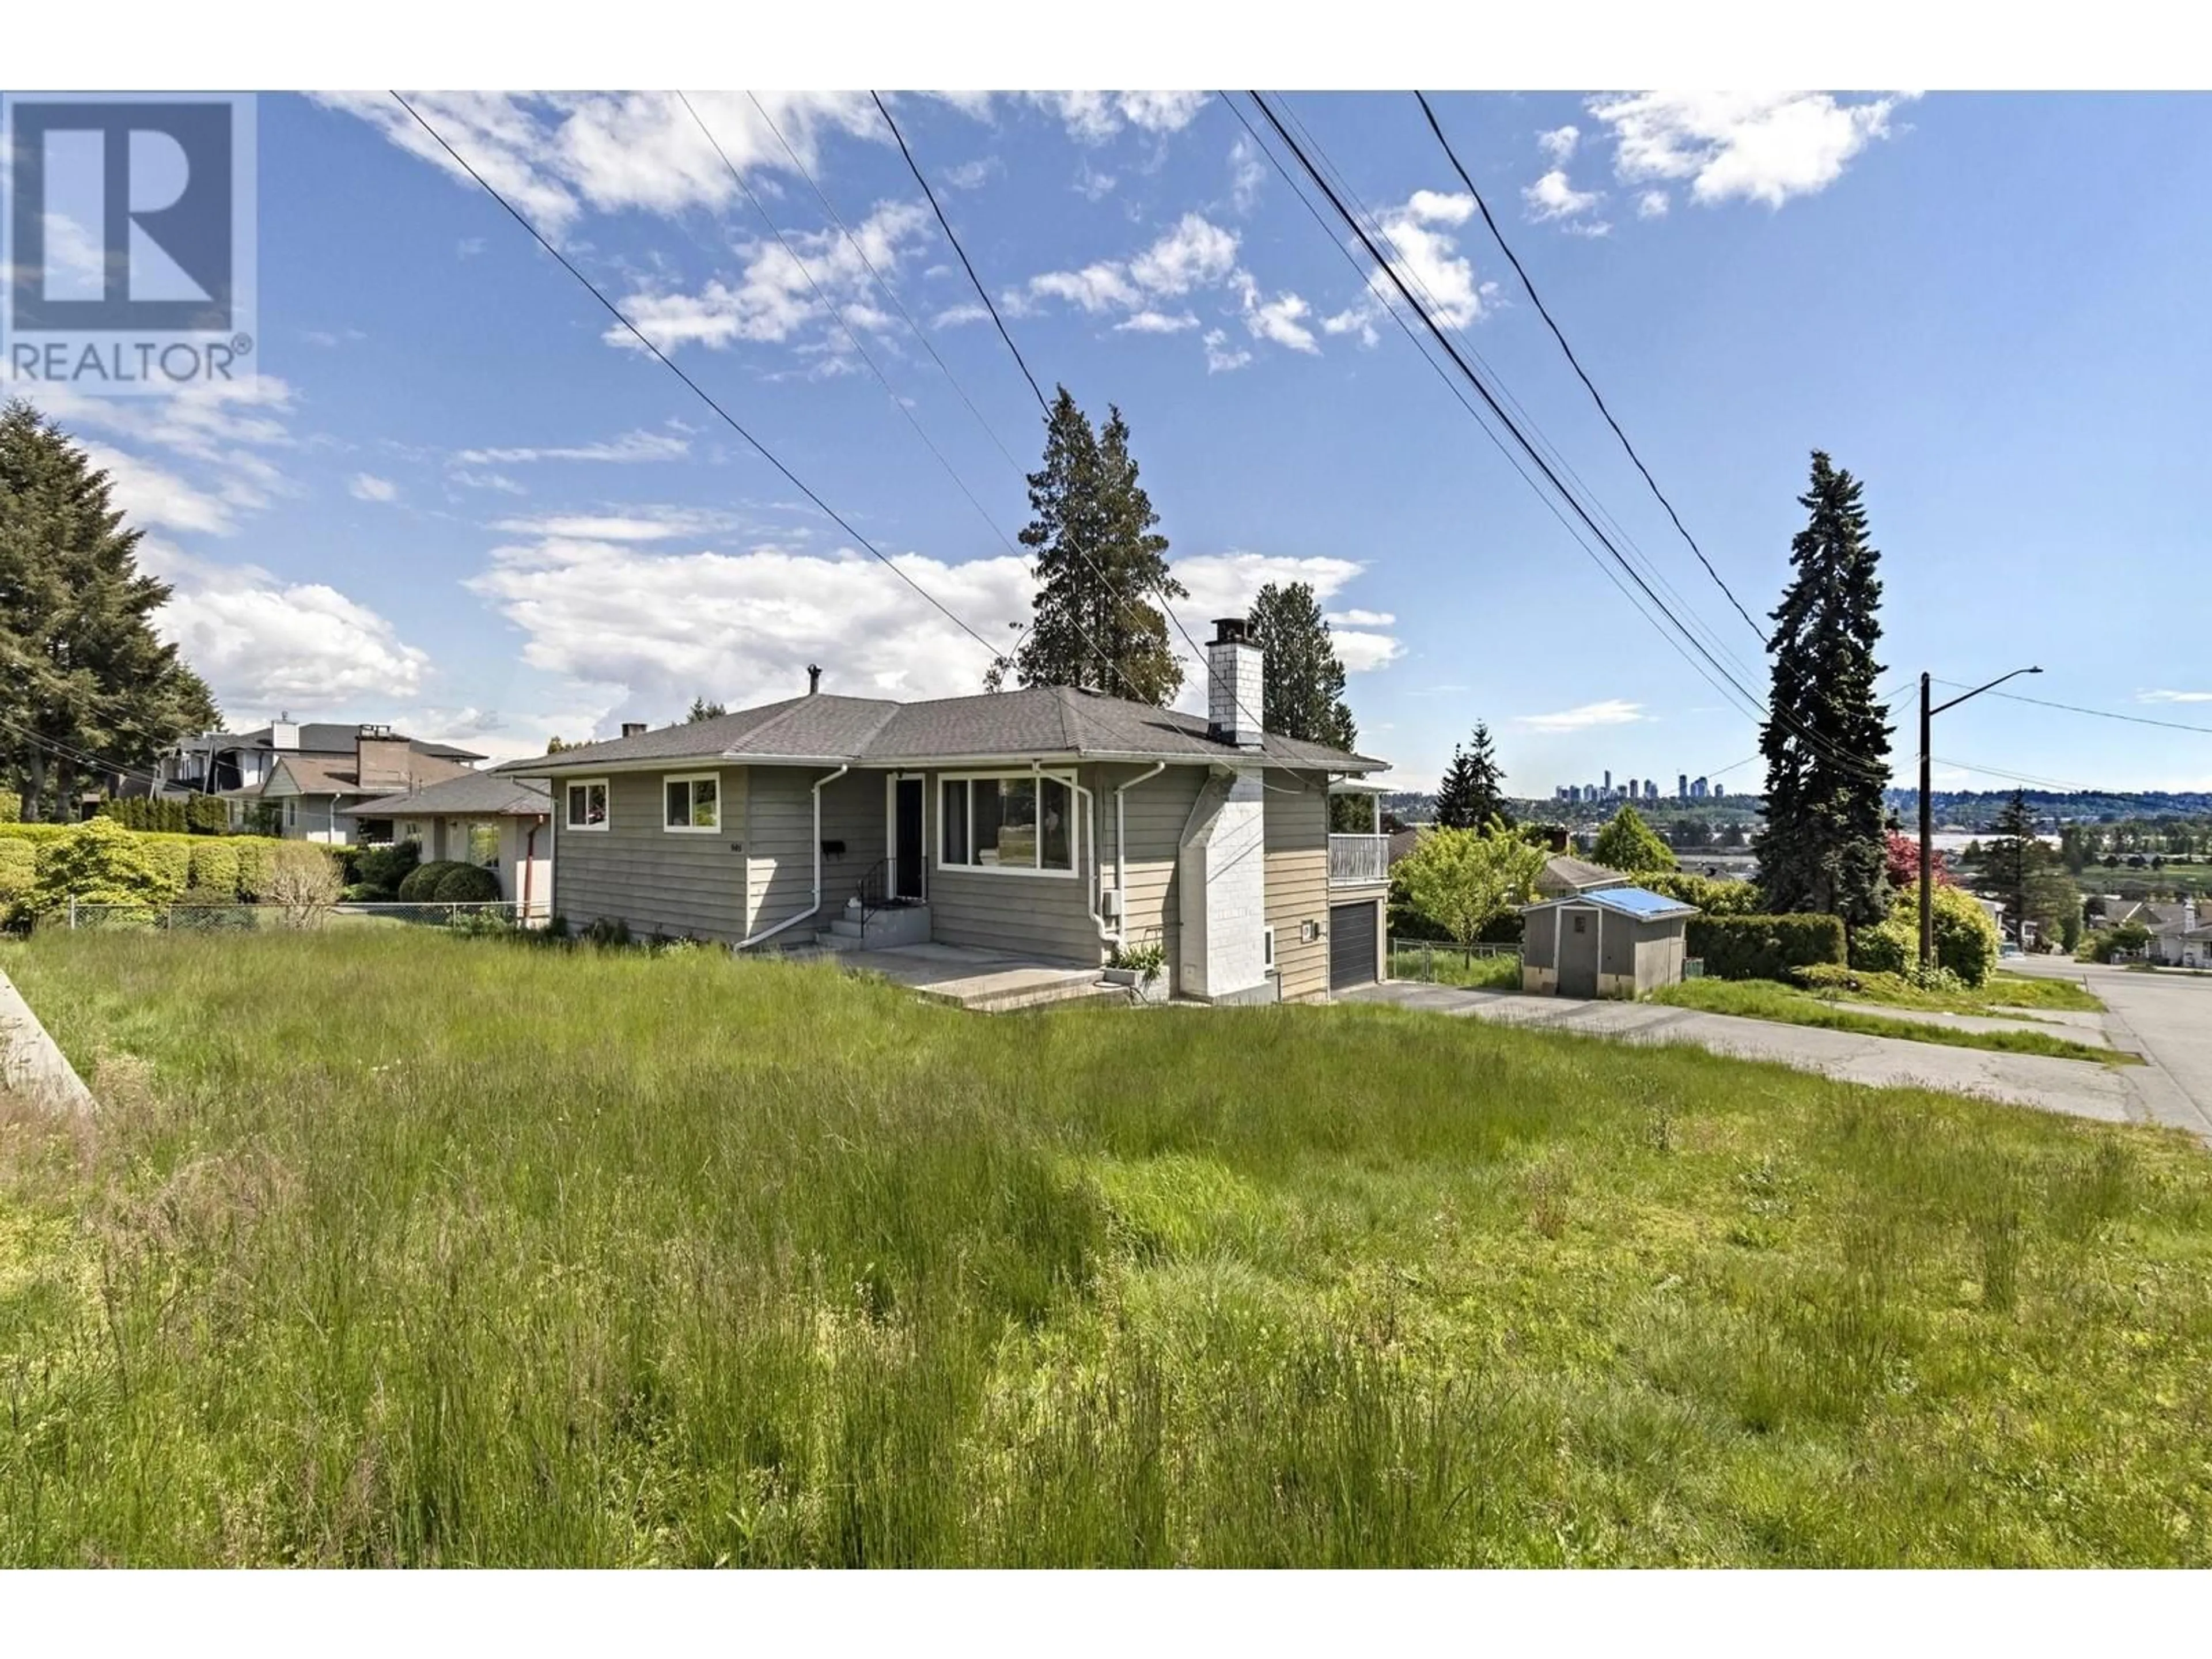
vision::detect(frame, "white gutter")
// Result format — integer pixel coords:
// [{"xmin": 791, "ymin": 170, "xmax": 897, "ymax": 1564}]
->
[
  {"xmin": 1112, "ymin": 762, "xmax": 1167, "ymax": 948},
  {"xmin": 733, "ymin": 764, "xmax": 849, "ymax": 951}
]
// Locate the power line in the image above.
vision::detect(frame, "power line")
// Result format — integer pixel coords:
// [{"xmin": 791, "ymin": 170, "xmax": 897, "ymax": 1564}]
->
[
  {"xmin": 1224, "ymin": 95, "xmax": 1774, "ymax": 733},
  {"xmin": 870, "ymin": 92, "xmax": 1048, "ymax": 411},
  {"xmin": 1413, "ymin": 90, "xmax": 1766, "ymax": 646},
  {"xmin": 1932, "ymin": 680, "xmax": 2212, "ymax": 738},
  {"xmin": 1248, "ymin": 91, "xmax": 1895, "ymax": 792},
  {"xmin": 389, "ymin": 92, "xmax": 1006, "ymax": 666},
  {"xmin": 675, "ymin": 92, "xmax": 1025, "ymax": 562}
]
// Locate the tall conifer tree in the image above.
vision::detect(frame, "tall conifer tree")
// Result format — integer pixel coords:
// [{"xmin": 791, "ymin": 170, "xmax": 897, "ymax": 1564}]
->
[
  {"xmin": 1433, "ymin": 722, "xmax": 1513, "ymax": 830},
  {"xmin": 0, "ymin": 400, "xmax": 217, "ymax": 819},
  {"xmin": 1002, "ymin": 387, "xmax": 1185, "ymax": 704},
  {"xmin": 1755, "ymin": 452, "xmax": 1893, "ymax": 931},
  {"xmin": 1248, "ymin": 580, "xmax": 1355, "ymax": 751}
]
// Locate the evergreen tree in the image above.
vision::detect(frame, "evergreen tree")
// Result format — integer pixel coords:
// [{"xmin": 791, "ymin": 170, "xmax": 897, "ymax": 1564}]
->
[
  {"xmin": 1984, "ymin": 789, "xmax": 2043, "ymax": 941},
  {"xmin": 0, "ymin": 400, "xmax": 217, "ymax": 820},
  {"xmin": 1002, "ymin": 387, "xmax": 1185, "ymax": 704},
  {"xmin": 1753, "ymin": 452, "xmax": 1894, "ymax": 934},
  {"xmin": 686, "ymin": 696, "xmax": 727, "ymax": 723},
  {"xmin": 1431, "ymin": 722, "xmax": 1513, "ymax": 831},
  {"xmin": 1248, "ymin": 581, "xmax": 1355, "ymax": 751}
]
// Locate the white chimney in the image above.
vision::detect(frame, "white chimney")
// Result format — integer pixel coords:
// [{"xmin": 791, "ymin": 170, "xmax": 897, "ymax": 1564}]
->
[
  {"xmin": 269, "ymin": 715, "xmax": 299, "ymax": 751},
  {"xmin": 1206, "ymin": 618, "xmax": 1263, "ymax": 749}
]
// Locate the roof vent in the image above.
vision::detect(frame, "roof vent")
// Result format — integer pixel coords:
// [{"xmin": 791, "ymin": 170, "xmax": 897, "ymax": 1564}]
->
[
  {"xmin": 807, "ymin": 664, "xmax": 822, "ymax": 696},
  {"xmin": 621, "ymin": 721, "xmax": 647, "ymax": 738}
]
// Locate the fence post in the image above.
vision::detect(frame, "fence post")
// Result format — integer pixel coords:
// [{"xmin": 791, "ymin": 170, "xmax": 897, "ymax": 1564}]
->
[
  {"xmin": 1422, "ymin": 941, "xmax": 1433, "ymax": 980},
  {"xmin": 69, "ymin": 896, "xmax": 78, "ymax": 931}
]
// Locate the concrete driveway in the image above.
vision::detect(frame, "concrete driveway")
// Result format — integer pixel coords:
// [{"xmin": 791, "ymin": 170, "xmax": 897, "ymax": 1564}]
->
[
  {"xmin": 1340, "ymin": 978, "xmax": 2175, "ymax": 1135},
  {"xmin": 2002, "ymin": 957, "xmax": 2212, "ymax": 1140}
]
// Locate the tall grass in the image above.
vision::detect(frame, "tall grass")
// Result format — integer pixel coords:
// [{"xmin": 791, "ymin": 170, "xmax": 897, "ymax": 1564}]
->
[
  {"xmin": 1650, "ymin": 978, "xmax": 2134, "ymax": 1065},
  {"xmin": 3, "ymin": 931, "xmax": 2210, "ymax": 1566}
]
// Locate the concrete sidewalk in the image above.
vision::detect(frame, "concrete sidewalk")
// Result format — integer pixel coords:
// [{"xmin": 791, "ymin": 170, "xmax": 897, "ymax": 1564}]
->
[
  {"xmin": 0, "ymin": 964, "xmax": 95, "ymax": 1116},
  {"xmin": 1341, "ymin": 981, "xmax": 2153, "ymax": 1131}
]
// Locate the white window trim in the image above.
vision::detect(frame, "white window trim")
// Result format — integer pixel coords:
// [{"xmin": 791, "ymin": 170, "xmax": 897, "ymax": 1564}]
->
[
  {"xmin": 661, "ymin": 771, "xmax": 722, "ymax": 834},
  {"xmin": 566, "ymin": 777, "xmax": 611, "ymax": 832},
  {"xmin": 934, "ymin": 768, "xmax": 1080, "ymax": 880}
]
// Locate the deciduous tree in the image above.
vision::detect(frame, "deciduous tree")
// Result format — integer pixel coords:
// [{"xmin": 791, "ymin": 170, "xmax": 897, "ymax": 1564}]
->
[
  {"xmin": 1592, "ymin": 804, "xmax": 1677, "ymax": 874},
  {"xmin": 1395, "ymin": 817, "xmax": 1547, "ymax": 945}
]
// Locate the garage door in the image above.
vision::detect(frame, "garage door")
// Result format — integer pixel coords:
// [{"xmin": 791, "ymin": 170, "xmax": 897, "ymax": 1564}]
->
[{"xmin": 1328, "ymin": 900, "xmax": 1378, "ymax": 991}]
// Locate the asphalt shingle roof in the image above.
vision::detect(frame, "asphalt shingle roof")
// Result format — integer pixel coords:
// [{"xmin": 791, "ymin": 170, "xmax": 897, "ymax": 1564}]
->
[
  {"xmin": 342, "ymin": 774, "xmax": 553, "ymax": 819},
  {"xmin": 1538, "ymin": 854, "xmax": 1630, "ymax": 894},
  {"xmin": 495, "ymin": 684, "xmax": 1385, "ymax": 776}
]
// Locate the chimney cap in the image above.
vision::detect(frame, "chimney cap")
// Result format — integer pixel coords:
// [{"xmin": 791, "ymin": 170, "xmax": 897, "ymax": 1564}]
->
[
  {"xmin": 620, "ymin": 721, "xmax": 647, "ymax": 738},
  {"xmin": 1209, "ymin": 617, "xmax": 1253, "ymax": 647},
  {"xmin": 807, "ymin": 663, "xmax": 822, "ymax": 695}
]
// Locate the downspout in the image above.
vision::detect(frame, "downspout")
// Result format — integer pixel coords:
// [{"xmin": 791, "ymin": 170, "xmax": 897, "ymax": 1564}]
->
[
  {"xmin": 1113, "ymin": 762, "xmax": 1168, "ymax": 948},
  {"xmin": 521, "ymin": 816, "xmax": 540, "ymax": 923},
  {"xmin": 734, "ymin": 764, "xmax": 849, "ymax": 950},
  {"xmin": 1075, "ymin": 778, "xmax": 1115, "ymax": 951}
]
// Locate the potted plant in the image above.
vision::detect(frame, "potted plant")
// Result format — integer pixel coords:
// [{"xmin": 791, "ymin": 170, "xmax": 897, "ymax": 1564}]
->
[{"xmin": 1103, "ymin": 937, "xmax": 1166, "ymax": 1002}]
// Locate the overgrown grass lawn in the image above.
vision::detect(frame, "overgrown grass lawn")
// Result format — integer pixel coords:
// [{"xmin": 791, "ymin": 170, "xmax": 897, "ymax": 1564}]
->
[
  {"xmin": 4, "ymin": 931, "xmax": 2210, "ymax": 1566},
  {"xmin": 1650, "ymin": 979, "xmax": 2134, "ymax": 1065},
  {"xmin": 1386, "ymin": 945, "xmax": 1521, "ymax": 991},
  {"xmin": 1831, "ymin": 968, "xmax": 2106, "ymax": 1017}
]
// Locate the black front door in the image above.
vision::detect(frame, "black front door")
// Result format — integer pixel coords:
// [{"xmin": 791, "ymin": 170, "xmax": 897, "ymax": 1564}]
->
[{"xmin": 894, "ymin": 777, "xmax": 925, "ymax": 899}]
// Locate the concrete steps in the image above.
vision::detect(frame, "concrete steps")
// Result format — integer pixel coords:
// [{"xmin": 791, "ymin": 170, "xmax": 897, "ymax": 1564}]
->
[{"xmin": 912, "ymin": 979, "xmax": 1132, "ymax": 1014}]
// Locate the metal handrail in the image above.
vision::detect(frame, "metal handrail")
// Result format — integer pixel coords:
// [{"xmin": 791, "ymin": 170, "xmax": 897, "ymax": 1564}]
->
[{"xmin": 853, "ymin": 856, "xmax": 894, "ymax": 929}]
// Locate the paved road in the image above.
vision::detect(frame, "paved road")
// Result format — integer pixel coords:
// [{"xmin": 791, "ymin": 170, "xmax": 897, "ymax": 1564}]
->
[
  {"xmin": 1342, "ymin": 979, "xmax": 2156, "ymax": 1132},
  {"xmin": 2003, "ymin": 957, "xmax": 2212, "ymax": 1140}
]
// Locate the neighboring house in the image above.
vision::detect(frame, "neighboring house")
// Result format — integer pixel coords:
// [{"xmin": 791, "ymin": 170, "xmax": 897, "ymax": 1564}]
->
[
  {"xmin": 1534, "ymin": 854, "xmax": 1631, "ymax": 900},
  {"xmin": 2089, "ymin": 896, "xmax": 2148, "ymax": 931},
  {"xmin": 164, "ymin": 717, "xmax": 484, "ymax": 799},
  {"xmin": 1386, "ymin": 827, "xmax": 1423, "ymax": 868},
  {"xmin": 343, "ymin": 772, "xmax": 555, "ymax": 919},
  {"xmin": 498, "ymin": 621, "xmax": 1393, "ymax": 1002},
  {"xmin": 251, "ymin": 728, "xmax": 479, "ymax": 844},
  {"xmin": 1520, "ymin": 885, "xmax": 1699, "ymax": 999},
  {"xmin": 2146, "ymin": 901, "xmax": 2203, "ymax": 967}
]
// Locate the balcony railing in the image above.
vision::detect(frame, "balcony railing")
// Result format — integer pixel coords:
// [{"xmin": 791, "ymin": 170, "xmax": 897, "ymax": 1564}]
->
[{"xmin": 1327, "ymin": 833, "xmax": 1391, "ymax": 887}]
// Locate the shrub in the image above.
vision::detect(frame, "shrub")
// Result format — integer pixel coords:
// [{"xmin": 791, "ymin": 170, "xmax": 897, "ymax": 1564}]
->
[
  {"xmin": 233, "ymin": 838, "xmax": 276, "ymax": 899},
  {"xmin": 1684, "ymin": 913, "xmax": 1846, "ymax": 981},
  {"xmin": 1638, "ymin": 871, "xmax": 1763, "ymax": 915},
  {"xmin": 187, "ymin": 838, "xmax": 242, "ymax": 897},
  {"xmin": 397, "ymin": 859, "xmax": 465, "ymax": 902},
  {"xmin": 30, "ymin": 817, "xmax": 184, "ymax": 913},
  {"xmin": 0, "ymin": 838, "xmax": 33, "ymax": 924},
  {"xmin": 263, "ymin": 844, "xmax": 344, "ymax": 927},
  {"xmin": 187, "ymin": 795, "xmax": 230, "ymax": 835},
  {"xmin": 354, "ymin": 839, "xmax": 421, "ymax": 894},
  {"xmin": 0, "ymin": 792, "xmax": 17, "ymax": 824},
  {"xmin": 171, "ymin": 887, "xmax": 253, "ymax": 930},
  {"xmin": 431, "ymin": 863, "xmax": 502, "ymax": 903},
  {"xmin": 1854, "ymin": 881, "xmax": 2000, "ymax": 987}
]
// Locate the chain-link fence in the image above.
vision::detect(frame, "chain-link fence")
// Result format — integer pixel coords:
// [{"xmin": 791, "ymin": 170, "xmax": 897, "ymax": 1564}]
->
[
  {"xmin": 50, "ymin": 900, "xmax": 524, "ymax": 933},
  {"xmin": 1387, "ymin": 937, "xmax": 1522, "ymax": 990}
]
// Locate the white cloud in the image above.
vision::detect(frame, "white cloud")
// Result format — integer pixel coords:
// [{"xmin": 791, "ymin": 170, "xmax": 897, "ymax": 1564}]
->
[
  {"xmin": 1201, "ymin": 329, "xmax": 1251, "ymax": 374},
  {"xmin": 319, "ymin": 91, "xmax": 882, "ymax": 237},
  {"xmin": 940, "ymin": 157, "xmax": 998, "ymax": 190},
  {"xmin": 349, "ymin": 472, "xmax": 399, "ymax": 503},
  {"xmin": 1115, "ymin": 309, "xmax": 1199, "ymax": 334},
  {"xmin": 1024, "ymin": 263, "xmax": 1145, "ymax": 313},
  {"xmin": 451, "ymin": 429, "xmax": 690, "ymax": 467},
  {"xmin": 1127, "ymin": 214, "xmax": 1240, "ymax": 296},
  {"xmin": 79, "ymin": 442, "xmax": 241, "ymax": 536},
  {"xmin": 1234, "ymin": 272, "xmax": 1319, "ymax": 353},
  {"xmin": 1513, "ymin": 698, "xmax": 1647, "ymax": 733},
  {"xmin": 1327, "ymin": 608, "xmax": 1396, "ymax": 627},
  {"xmin": 1021, "ymin": 92, "xmax": 1209, "ymax": 145},
  {"xmin": 1229, "ymin": 135, "xmax": 1266, "ymax": 213},
  {"xmin": 450, "ymin": 469, "xmax": 527, "ymax": 494},
  {"xmin": 2138, "ymin": 689, "xmax": 2212, "ymax": 704},
  {"xmin": 1168, "ymin": 552, "xmax": 1402, "ymax": 680},
  {"xmin": 1524, "ymin": 168, "xmax": 1604, "ymax": 221},
  {"xmin": 489, "ymin": 507, "xmax": 738, "ymax": 543},
  {"xmin": 468, "ymin": 532, "xmax": 1030, "ymax": 716},
  {"xmin": 930, "ymin": 302, "xmax": 991, "ymax": 329},
  {"xmin": 1586, "ymin": 92, "xmax": 1908, "ymax": 209},
  {"xmin": 1537, "ymin": 125, "xmax": 1580, "ymax": 164},
  {"xmin": 1330, "ymin": 188, "xmax": 1495, "ymax": 341},
  {"xmin": 141, "ymin": 542, "xmax": 433, "ymax": 713},
  {"xmin": 610, "ymin": 200, "xmax": 934, "ymax": 358}
]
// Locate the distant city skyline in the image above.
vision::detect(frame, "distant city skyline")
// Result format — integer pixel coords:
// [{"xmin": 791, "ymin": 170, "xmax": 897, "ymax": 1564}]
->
[{"xmin": 1550, "ymin": 768, "xmax": 1728, "ymax": 805}]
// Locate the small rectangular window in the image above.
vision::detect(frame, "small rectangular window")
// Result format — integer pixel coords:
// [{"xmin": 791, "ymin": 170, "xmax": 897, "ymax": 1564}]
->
[
  {"xmin": 663, "ymin": 773, "xmax": 719, "ymax": 832},
  {"xmin": 941, "ymin": 779, "xmax": 969, "ymax": 864},
  {"xmin": 566, "ymin": 779, "xmax": 609, "ymax": 830}
]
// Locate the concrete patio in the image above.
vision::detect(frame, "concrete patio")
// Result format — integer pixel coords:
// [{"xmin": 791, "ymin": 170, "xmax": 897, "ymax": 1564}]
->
[{"xmin": 804, "ymin": 941, "xmax": 1127, "ymax": 1013}]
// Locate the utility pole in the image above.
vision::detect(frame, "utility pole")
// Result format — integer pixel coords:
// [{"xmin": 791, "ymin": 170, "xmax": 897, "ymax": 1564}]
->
[{"xmin": 1919, "ymin": 664, "xmax": 2044, "ymax": 971}]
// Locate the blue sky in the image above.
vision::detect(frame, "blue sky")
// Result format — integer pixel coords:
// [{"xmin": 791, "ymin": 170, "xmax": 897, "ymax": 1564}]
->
[{"xmin": 28, "ymin": 90, "xmax": 2212, "ymax": 791}]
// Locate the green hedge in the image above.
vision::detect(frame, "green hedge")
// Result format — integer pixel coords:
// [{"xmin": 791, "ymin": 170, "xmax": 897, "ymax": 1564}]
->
[
  {"xmin": 1685, "ymin": 913, "xmax": 1847, "ymax": 982},
  {"xmin": 397, "ymin": 860, "xmax": 468, "ymax": 902},
  {"xmin": 188, "ymin": 839, "xmax": 242, "ymax": 895},
  {"xmin": 0, "ymin": 838, "xmax": 33, "ymax": 920},
  {"xmin": 431, "ymin": 863, "xmax": 502, "ymax": 903},
  {"xmin": 1637, "ymin": 871, "xmax": 1764, "ymax": 915},
  {"xmin": 0, "ymin": 821, "xmax": 305, "ymax": 908}
]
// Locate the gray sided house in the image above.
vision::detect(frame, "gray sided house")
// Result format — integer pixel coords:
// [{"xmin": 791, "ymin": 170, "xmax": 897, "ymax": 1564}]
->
[
  {"xmin": 343, "ymin": 771, "xmax": 555, "ymax": 921},
  {"xmin": 499, "ymin": 624, "xmax": 1394, "ymax": 1002},
  {"xmin": 1521, "ymin": 885, "xmax": 1699, "ymax": 999}
]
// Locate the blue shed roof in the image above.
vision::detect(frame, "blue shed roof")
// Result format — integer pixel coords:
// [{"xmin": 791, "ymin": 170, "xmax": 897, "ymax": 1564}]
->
[{"xmin": 1523, "ymin": 884, "xmax": 1699, "ymax": 921}]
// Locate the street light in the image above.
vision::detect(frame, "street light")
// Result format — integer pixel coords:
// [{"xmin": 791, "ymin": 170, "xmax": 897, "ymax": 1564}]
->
[{"xmin": 1919, "ymin": 665, "xmax": 2043, "ymax": 969}]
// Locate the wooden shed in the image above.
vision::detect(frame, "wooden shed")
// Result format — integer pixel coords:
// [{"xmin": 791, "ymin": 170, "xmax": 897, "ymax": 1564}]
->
[{"xmin": 1520, "ymin": 885, "xmax": 1699, "ymax": 999}]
